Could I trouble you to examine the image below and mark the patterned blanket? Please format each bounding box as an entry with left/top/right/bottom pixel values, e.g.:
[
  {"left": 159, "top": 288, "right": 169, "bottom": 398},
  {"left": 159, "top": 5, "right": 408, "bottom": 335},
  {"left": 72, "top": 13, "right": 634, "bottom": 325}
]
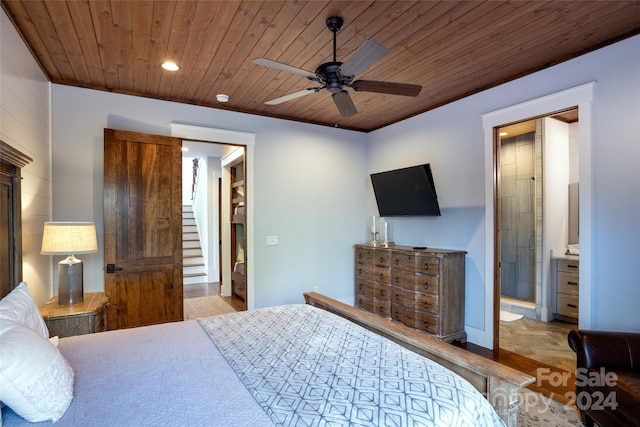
[{"left": 198, "top": 304, "right": 505, "bottom": 427}]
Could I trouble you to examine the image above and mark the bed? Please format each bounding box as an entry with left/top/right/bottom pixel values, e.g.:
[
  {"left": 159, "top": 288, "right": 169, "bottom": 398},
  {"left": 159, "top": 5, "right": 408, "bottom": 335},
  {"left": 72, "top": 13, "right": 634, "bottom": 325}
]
[{"left": 0, "top": 286, "right": 533, "bottom": 427}]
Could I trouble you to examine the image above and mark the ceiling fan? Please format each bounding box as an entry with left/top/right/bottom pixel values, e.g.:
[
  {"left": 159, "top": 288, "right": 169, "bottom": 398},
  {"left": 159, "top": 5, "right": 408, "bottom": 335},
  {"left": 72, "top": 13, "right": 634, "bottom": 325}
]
[{"left": 252, "top": 17, "right": 422, "bottom": 117}]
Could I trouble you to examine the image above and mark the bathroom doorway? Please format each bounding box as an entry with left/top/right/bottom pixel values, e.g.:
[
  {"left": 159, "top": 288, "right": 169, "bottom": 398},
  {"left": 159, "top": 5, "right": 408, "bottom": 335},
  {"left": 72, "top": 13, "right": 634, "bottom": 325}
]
[{"left": 495, "top": 108, "right": 580, "bottom": 369}]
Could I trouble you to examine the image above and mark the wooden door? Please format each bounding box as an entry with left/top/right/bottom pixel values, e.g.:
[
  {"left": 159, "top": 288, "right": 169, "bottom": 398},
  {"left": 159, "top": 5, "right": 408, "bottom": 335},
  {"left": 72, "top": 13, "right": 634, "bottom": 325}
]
[{"left": 103, "top": 129, "right": 183, "bottom": 330}]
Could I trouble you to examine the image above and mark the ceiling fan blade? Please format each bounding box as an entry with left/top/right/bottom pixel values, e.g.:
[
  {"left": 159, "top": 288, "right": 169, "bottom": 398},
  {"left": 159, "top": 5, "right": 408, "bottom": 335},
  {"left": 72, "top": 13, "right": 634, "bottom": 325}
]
[
  {"left": 339, "top": 40, "right": 389, "bottom": 78},
  {"left": 264, "top": 89, "right": 315, "bottom": 105},
  {"left": 351, "top": 79, "right": 422, "bottom": 97},
  {"left": 252, "top": 57, "right": 316, "bottom": 79},
  {"left": 332, "top": 90, "right": 358, "bottom": 117}
]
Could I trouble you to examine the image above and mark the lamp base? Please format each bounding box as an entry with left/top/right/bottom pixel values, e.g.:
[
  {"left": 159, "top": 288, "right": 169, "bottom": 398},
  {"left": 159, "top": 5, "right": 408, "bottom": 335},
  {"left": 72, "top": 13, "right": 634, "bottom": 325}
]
[{"left": 58, "top": 255, "right": 84, "bottom": 305}]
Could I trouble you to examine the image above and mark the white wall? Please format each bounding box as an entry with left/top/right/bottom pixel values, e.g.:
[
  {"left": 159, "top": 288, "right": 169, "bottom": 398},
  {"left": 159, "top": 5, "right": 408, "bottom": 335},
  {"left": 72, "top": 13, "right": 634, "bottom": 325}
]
[
  {"left": 0, "top": 10, "right": 52, "bottom": 305},
  {"left": 50, "top": 85, "right": 369, "bottom": 308},
  {"left": 369, "top": 34, "right": 640, "bottom": 343}
]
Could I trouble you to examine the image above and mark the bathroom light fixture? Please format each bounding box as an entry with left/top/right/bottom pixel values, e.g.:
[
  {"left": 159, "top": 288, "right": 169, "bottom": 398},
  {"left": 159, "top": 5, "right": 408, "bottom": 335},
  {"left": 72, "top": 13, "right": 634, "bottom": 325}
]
[
  {"left": 162, "top": 61, "right": 180, "bottom": 71},
  {"left": 216, "top": 94, "right": 230, "bottom": 103}
]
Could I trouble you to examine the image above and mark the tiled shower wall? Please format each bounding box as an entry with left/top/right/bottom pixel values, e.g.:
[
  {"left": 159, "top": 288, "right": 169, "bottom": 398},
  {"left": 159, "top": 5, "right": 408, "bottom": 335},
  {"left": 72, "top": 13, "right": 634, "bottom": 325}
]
[{"left": 500, "top": 131, "right": 537, "bottom": 303}]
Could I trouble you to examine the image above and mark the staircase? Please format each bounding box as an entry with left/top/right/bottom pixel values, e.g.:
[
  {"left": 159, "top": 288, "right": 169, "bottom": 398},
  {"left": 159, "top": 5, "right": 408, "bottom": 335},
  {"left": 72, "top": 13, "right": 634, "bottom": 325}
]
[{"left": 182, "top": 205, "right": 207, "bottom": 285}]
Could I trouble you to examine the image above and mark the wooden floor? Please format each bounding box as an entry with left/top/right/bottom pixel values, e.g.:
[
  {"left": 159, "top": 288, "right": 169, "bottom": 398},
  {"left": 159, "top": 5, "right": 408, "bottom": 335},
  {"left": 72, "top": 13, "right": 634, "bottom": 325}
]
[
  {"left": 183, "top": 282, "right": 245, "bottom": 311},
  {"left": 456, "top": 316, "right": 579, "bottom": 405},
  {"left": 183, "top": 285, "right": 578, "bottom": 405}
]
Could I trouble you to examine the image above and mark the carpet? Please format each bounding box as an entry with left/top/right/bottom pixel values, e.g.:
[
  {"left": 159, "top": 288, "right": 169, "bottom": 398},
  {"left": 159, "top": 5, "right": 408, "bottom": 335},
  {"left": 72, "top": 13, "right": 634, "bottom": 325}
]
[
  {"left": 518, "top": 388, "right": 584, "bottom": 426},
  {"left": 501, "top": 310, "right": 524, "bottom": 322},
  {"left": 184, "top": 295, "right": 236, "bottom": 320}
]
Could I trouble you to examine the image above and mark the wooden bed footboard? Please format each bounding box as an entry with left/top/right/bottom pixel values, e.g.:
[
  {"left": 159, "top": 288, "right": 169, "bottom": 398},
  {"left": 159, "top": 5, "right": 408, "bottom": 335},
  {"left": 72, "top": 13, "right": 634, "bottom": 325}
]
[{"left": 304, "top": 292, "right": 534, "bottom": 427}]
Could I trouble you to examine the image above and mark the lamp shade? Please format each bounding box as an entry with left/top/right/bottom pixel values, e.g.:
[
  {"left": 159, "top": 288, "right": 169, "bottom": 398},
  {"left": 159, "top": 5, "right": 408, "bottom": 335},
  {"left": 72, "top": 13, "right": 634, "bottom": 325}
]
[{"left": 41, "top": 222, "right": 98, "bottom": 255}]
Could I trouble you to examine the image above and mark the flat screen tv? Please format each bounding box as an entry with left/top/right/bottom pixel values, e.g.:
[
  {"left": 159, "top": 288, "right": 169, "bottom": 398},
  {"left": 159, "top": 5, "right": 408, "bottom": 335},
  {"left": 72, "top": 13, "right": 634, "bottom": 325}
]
[{"left": 370, "top": 164, "right": 441, "bottom": 217}]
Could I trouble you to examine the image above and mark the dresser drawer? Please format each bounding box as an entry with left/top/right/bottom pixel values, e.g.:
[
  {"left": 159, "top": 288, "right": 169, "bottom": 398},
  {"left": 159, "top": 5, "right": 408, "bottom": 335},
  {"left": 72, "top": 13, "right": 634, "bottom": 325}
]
[
  {"left": 355, "top": 263, "right": 373, "bottom": 280},
  {"left": 390, "top": 305, "right": 414, "bottom": 327},
  {"left": 414, "top": 311, "right": 439, "bottom": 335},
  {"left": 392, "top": 252, "right": 440, "bottom": 274},
  {"left": 371, "top": 299, "right": 391, "bottom": 318},
  {"left": 356, "top": 293, "right": 390, "bottom": 318},
  {"left": 558, "top": 272, "right": 579, "bottom": 295},
  {"left": 372, "top": 266, "right": 391, "bottom": 283},
  {"left": 558, "top": 259, "right": 579, "bottom": 273},
  {"left": 357, "top": 280, "right": 390, "bottom": 299},
  {"left": 356, "top": 293, "right": 373, "bottom": 312},
  {"left": 356, "top": 247, "right": 374, "bottom": 263},
  {"left": 392, "top": 270, "right": 439, "bottom": 293},
  {"left": 372, "top": 251, "right": 390, "bottom": 267},
  {"left": 557, "top": 294, "right": 579, "bottom": 318},
  {"left": 392, "top": 289, "right": 439, "bottom": 314}
]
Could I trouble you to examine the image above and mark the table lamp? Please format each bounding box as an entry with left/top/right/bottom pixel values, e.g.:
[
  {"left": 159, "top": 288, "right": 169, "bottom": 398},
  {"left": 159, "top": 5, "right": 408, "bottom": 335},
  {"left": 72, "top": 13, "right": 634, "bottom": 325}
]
[{"left": 41, "top": 222, "right": 98, "bottom": 305}]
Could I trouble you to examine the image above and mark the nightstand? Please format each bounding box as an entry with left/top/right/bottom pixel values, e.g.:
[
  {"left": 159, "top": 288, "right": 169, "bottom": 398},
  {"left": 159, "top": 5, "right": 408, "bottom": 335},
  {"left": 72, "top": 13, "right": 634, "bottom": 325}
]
[{"left": 40, "top": 292, "right": 108, "bottom": 338}]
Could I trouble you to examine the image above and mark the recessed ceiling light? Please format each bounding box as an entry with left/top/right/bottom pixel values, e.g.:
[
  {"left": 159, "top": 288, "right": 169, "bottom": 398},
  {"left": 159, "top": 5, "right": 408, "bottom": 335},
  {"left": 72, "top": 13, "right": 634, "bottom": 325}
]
[
  {"left": 162, "top": 61, "right": 180, "bottom": 71},
  {"left": 181, "top": 147, "right": 189, "bottom": 152},
  {"left": 216, "top": 94, "right": 230, "bottom": 103}
]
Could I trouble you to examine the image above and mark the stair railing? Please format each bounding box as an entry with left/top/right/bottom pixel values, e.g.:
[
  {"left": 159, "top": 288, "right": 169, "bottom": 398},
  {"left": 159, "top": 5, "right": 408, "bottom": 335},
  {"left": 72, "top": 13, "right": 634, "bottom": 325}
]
[{"left": 191, "top": 158, "right": 200, "bottom": 201}]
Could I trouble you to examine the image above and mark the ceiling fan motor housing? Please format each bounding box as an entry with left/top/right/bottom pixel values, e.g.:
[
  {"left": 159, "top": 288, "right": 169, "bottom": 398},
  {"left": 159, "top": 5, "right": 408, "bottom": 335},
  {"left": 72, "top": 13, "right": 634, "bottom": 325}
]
[{"left": 315, "top": 62, "right": 352, "bottom": 93}]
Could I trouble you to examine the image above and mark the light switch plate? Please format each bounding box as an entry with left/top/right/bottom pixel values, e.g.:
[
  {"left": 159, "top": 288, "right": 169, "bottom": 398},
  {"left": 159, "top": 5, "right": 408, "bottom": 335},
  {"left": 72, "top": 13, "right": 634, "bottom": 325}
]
[{"left": 266, "top": 235, "right": 279, "bottom": 246}]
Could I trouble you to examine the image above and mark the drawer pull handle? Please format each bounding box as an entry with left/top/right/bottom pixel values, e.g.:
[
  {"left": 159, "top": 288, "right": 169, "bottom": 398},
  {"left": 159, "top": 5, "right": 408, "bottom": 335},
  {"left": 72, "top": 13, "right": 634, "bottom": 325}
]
[
  {"left": 394, "top": 259, "right": 400, "bottom": 266},
  {"left": 423, "top": 321, "right": 431, "bottom": 328},
  {"left": 358, "top": 268, "right": 363, "bottom": 274},
  {"left": 379, "top": 273, "right": 384, "bottom": 280},
  {"left": 378, "top": 306, "right": 384, "bottom": 313},
  {"left": 423, "top": 283, "right": 429, "bottom": 289},
  {"left": 424, "top": 263, "right": 429, "bottom": 270},
  {"left": 568, "top": 264, "right": 578, "bottom": 269},
  {"left": 568, "top": 281, "right": 578, "bottom": 286},
  {"left": 567, "top": 304, "right": 577, "bottom": 308},
  {"left": 379, "top": 289, "right": 385, "bottom": 296},
  {"left": 423, "top": 302, "right": 430, "bottom": 309},
  {"left": 379, "top": 257, "right": 384, "bottom": 263},
  {"left": 394, "top": 276, "right": 399, "bottom": 283}
]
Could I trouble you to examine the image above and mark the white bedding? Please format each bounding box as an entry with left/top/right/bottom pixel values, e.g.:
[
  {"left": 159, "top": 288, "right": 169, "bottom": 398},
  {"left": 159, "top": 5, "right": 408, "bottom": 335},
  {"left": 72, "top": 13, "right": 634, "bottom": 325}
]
[
  {"left": 1, "top": 320, "right": 272, "bottom": 426},
  {"left": 2, "top": 305, "right": 504, "bottom": 426}
]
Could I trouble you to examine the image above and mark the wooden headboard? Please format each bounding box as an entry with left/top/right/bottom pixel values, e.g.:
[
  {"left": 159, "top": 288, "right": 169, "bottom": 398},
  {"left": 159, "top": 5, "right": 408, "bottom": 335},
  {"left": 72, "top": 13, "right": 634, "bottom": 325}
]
[{"left": 0, "top": 140, "right": 32, "bottom": 299}]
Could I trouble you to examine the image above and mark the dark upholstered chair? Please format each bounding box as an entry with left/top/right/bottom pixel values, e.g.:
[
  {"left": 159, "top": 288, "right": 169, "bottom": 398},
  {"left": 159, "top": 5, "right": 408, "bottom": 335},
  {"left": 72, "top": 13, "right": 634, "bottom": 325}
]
[{"left": 568, "top": 330, "right": 640, "bottom": 427}]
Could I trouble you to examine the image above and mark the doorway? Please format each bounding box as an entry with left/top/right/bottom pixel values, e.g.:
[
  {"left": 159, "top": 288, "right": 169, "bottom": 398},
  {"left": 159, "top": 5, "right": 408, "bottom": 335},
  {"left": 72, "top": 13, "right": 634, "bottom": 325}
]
[
  {"left": 181, "top": 140, "right": 247, "bottom": 311},
  {"left": 494, "top": 109, "right": 579, "bottom": 370}
]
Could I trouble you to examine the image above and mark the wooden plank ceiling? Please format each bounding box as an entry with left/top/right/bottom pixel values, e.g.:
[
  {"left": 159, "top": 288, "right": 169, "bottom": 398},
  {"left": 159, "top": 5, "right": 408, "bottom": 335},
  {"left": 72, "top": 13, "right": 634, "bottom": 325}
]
[{"left": 3, "top": 1, "right": 640, "bottom": 132}]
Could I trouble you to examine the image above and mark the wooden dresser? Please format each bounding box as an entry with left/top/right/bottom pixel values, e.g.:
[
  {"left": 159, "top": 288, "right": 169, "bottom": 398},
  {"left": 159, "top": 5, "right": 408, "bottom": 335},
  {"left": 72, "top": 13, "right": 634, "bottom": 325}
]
[{"left": 355, "top": 244, "right": 467, "bottom": 343}]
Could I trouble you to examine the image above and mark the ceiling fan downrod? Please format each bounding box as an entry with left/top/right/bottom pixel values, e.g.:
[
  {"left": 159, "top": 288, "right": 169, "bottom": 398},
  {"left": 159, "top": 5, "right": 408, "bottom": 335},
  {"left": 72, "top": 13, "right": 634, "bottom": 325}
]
[{"left": 326, "top": 17, "right": 343, "bottom": 63}]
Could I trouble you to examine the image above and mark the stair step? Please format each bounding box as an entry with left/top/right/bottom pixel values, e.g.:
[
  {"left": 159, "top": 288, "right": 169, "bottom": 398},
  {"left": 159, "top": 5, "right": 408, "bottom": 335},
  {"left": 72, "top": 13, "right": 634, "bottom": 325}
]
[
  {"left": 184, "top": 262, "right": 205, "bottom": 268},
  {"left": 184, "top": 272, "right": 207, "bottom": 278},
  {"left": 183, "top": 248, "right": 203, "bottom": 257}
]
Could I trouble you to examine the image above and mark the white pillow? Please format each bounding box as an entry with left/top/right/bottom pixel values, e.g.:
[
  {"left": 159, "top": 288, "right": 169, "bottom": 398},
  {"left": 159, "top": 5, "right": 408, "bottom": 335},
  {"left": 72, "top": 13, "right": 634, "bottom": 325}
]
[
  {"left": 0, "top": 321, "right": 74, "bottom": 422},
  {"left": 0, "top": 282, "right": 49, "bottom": 339}
]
